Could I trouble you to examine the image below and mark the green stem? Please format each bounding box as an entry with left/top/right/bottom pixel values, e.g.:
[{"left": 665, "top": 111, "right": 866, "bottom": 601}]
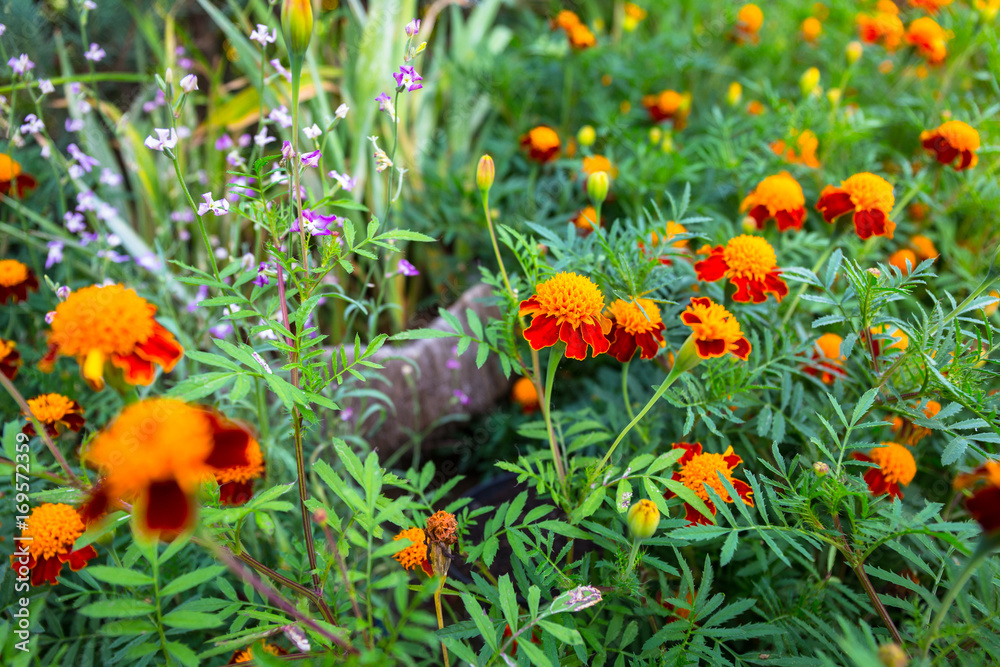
[
  {"left": 626, "top": 538, "right": 642, "bottom": 573},
  {"left": 542, "top": 346, "right": 567, "bottom": 486},
  {"left": 780, "top": 237, "right": 838, "bottom": 328},
  {"left": 170, "top": 153, "right": 220, "bottom": 282},
  {"left": 482, "top": 193, "right": 513, "bottom": 297}
]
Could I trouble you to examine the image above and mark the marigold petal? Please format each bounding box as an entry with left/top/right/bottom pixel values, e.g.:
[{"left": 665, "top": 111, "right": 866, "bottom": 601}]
[
  {"left": 730, "top": 337, "right": 752, "bottom": 360},
  {"left": 694, "top": 248, "right": 728, "bottom": 282},
  {"left": 579, "top": 319, "right": 611, "bottom": 357},
  {"left": 141, "top": 480, "right": 194, "bottom": 537},
  {"left": 608, "top": 327, "right": 638, "bottom": 362},
  {"left": 112, "top": 352, "right": 156, "bottom": 386},
  {"left": 82, "top": 349, "right": 107, "bottom": 390},
  {"left": 523, "top": 313, "right": 561, "bottom": 351},
  {"left": 775, "top": 207, "right": 806, "bottom": 231},
  {"left": 695, "top": 338, "right": 727, "bottom": 359},
  {"left": 561, "top": 321, "right": 589, "bottom": 360},
  {"left": 134, "top": 323, "right": 184, "bottom": 373},
  {"left": 816, "top": 187, "right": 854, "bottom": 222}
]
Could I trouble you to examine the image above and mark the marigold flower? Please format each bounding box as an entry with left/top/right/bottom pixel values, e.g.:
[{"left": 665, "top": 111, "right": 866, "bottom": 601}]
[
  {"left": 573, "top": 205, "right": 601, "bottom": 232},
  {"left": 641, "top": 90, "right": 691, "bottom": 129},
  {"left": 680, "top": 297, "right": 751, "bottom": 361},
  {"left": 741, "top": 172, "right": 807, "bottom": 232},
  {"left": 891, "top": 400, "right": 940, "bottom": 445},
  {"left": 606, "top": 298, "right": 665, "bottom": 362},
  {"left": 846, "top": 40, "right": 864, "bottom": 63},
  {"left": 0, "top": 337, "right": 22, "bottom": 380},
  {"left": 519, "top": 126, "right": 560, "bottom": 163},
  {"left": 626, "top": 499, "right": 660, "bottom": 538},
  {"left": 908, "top": 0, "right": 952, "bottom": 15},
  {"left": 889, "top": 248, "right": 917, "bottom": 275},
  {"left": 976, "top": 0, "right": 1000, "bottom": 21},
  {"left": 393, "top": 526, "right": 431, "bottom": 574},
  {"left": 566, "top": 22, "right": 596, "bottom": 49},
  {"left": 552, "top": 10, "right": 581, "bottom": 32},
  {"left": 853, "top": 442, "right": 916, "bottom": 499},
  {"left": 11, "top": 503, "right": 97, "bottom": 585},
  {"left": 87, "top": 398, "right": 253, "bottom": 538},
  {"left": 816, "top": 172, "right": 896, "bottom": 240},
  {"left": 228, "top": 643, "right": 287, "bottom": 664},
  {"left": 511, "top": 377, "right": 540, "bottom": 413},
  {"left": 877, "top": 0, "right": 901, "bottom": 12},
  {"left": 869, "top": 324, "right": 909, "bottom": 358},
  {"left": 983, "top": 290, "right": 1000, "bottom": 317},
  {"left": 39, "top": 284, "right": 184, "bottom": 390},
  {"left": 746, "top": 100, "right": 765, "bottom": 115},
  {"left": 801, "top": 17, "right": 822, "bottom": 43},
  {"left": 582, "top": 154, "right": 618, "bottom": 179},
  {"left": 0, "top": 153, "right": 38, "bottom": 197},
  {"left": 857, "top": 11, "right": 905, "bottom": 50},
  {"left": 668, "top": 443, "right": 754, "bottom": 525},
  {"left": 426, "top": 510, "right": 458, "bottom": 546},
  {"left": 954, "top": 460, "right": 1000, "bottom": 534},
  {"left": 804, "top": 332, "right": 846, "bottom": 384},
  {"left": 644, "top": 221, "right": 690, "bottom": 260},
  {"left": 215, "top": 437, "right": 265, "bottom": 506},
  {"left": 519, "top": 272, "right": 612, "bottom": 360},
  {"left": 22, "top": 393, "right": 85, "bottom": 438},
  {"left": 623, "top": 3, "right": 647, "bottom": 31},
  {"left": 909, "top": 234, "right": 938, "bottom": 261},
  {"left": 0, "top": 259, "right": 39, "bottom": 304},
  {"left": 727, "top": 82, "right": 743, "bottom": 106},
  {"left": 920, "top": 120, "right": 979, "bottom": 171},
  {"left": 735, "top": 4, "right": 763, "bottom": 43},
  {"left": 694, "top": 235, "right": 788, "bottom": 304},
  {"left": 905, "top": 17, "right": 949, "bottom": 64}
]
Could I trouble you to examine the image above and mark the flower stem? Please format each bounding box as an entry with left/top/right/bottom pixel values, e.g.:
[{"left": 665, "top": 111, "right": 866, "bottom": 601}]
[
  {"left": 434, "top": 576, "right": 450, "bottom": 667},
  {"left": 482, "top": 194, "right": 513, "bottom": 297},
  {"left": 541, "top": 346, "right": 567, "bottom": 486},
  {"left": 626, "top": 538, "right": 642, "bottom": 573}
]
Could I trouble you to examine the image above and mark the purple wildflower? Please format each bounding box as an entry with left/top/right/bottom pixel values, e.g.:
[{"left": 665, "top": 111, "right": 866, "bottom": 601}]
[
  {"left": 398, "top": 259, "right": 419, "bottom": 277},
  {"left": 45, "top": 241, "right": 64, "bottom": 269},
  {"left": 393, "top": 66, "right": 423, "bottom": 92}
]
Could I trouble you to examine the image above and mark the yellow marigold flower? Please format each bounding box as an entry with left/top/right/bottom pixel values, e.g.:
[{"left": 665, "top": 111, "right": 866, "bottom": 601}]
[
  {"left": 909, "top": 0, "right": 952, "bottom": 14},
  {"left": 921, "top": 120, "right": 979, "bottom": 170},
  {"left": 668, "top": 443, "right": 753, "bottom": 525},
  {"left": 846, "top": 40, "right": 864, "bottom": 63},
  {"left": 641, "top": 90, "right": 690, "bottom": 129},
  {"left": 39, "top": 284, "right": 184, "bottom": 390},
  {"left": 393, "top": 527, "right": 430, "bottom": 572},
  {"left": 727, "top": 81, "right": 743, "bottom": 106},
  {"left": 0, "top": 337, "right": 22, "bottom": 380},
  {"left": 573, "top": 205, "right": 601, "bottom": 233},
  {"left": 804, "top": 332, "right": 846, "bottom": 384},
  {"left": 735, "top": 4, "right": 763, "bottom": 43},
  {"left": 87, "top": 398, "right": 254, "bottom": 539},
  {"left": 695, "top": 235, "right": 788, "bottom": 304},
  {"left": 680, "top": 297, "right": 751, "bottom": 361},
  {"left": 0, "top": 259, "right": 39, "bottom": 304},
  {"left": 0, "top": 153, "right": 38, "bottom": 197},
  {"left": 228, "top": 643, "right": 286, "bottom": 664},
  {"left": 623, "top": 3, "right": 647, "bottom": 32},
  {"left": 741, "top": 172, "right": 807, "bottom": 232},
  {"left": 22, "top": 393, "right": 85, "bottom": 438},
  {"left": 801, "top": 17, "right": 822, "bottom": 43},
  {"left": 889, "top": 248, "right": 917, "bottom": 275},
  {"left": 519, "top": 272, "right": 612, "bottom": 360},
  {"left": 582, "top": 154, "right": 618, "bottom": 178},
  {"left": 214, "top": 437, "right": 265, "bottom": 506},
  {"left": 816, "top": 172, "right": 895, "bottom": 240},
  {"left": 511, "top": 377, "right": 540, "bottom": 413},
  {"left": 426, "top": 510, "right": 458, "bottom": 546},
  {"left": 626, "top": 499, "right": 660, "bottom": 538},
  {"left": 905, "top": 17, "right": 949, "bottom": 64},
  {"left": 606, "top": 298, "right": 665, "bottom": 362},
  {"left": 11, "top": 503, "right": 97, "bottom": 586},
  {"left": 520, "top": 126, "right": 560, "bottom": 163},
  {"left": 854, "top": 442, "right": 916, "bottom": 499}
]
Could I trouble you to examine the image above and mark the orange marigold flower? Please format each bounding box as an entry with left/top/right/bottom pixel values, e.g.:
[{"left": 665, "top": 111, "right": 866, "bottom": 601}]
[
  {"left": 215, "top": 437, "right": 265, "bottom": 506},
  {"left": 853, "top": 442, "right": 916, "bottom": 499},
  {"left": 566, "top": 22, "right": 596, "bottom": 49},
  {"left": 905, "top": 17, "right": 949, "bottom": 64},
  {"left": 38, "top": 284, "right": 184, "bottom": 390},
  {"left": 641, "top": 90, "right": 691, "bottom": 129},
  {"left": 680, "top": 297, "right": 752, "bottom": 361},
  {"left": 857, "top": 11, "right": 905, "bottom": 50},
  {"left": 511, "top": 377, "right": 540, "bottom": 413},
  {"left": 804, "top": 332, "right": 846, "bottom": 384},
  {"left": 228, "top": 643, "right": 287, "bottom": 664},
  {"left": 393, "top": 527, "right": 431, "bottom": 574},
  {"left": 802, "top": 17, "right": 822, "bottom": 43},
  {"left": 22, "top": 393, "right": 85, "bottom": 438},
  {"left": 606, "top": 298, "right": 666, "bottom": 362},
  {"left": 11, "top": 503, "right": 97, "bottom": 586},
  {"left": 891, "top": 400, "right": 940, "bottom": 445},
  {"left": 735, "top": 4, "right": 763, "bottom": 43},
  {"left": 0, "top": 259, "right": 39, "bottom": 304},
  {"left": 869, "top": 324, "right": 909, "bottom": 357},
  {"left": 954, "top": 460, "right": 1000, "bottom": 535},
  {"left": 908, "top": 0, "right": 952, "bottom": 15},
  {"left": 519, "top": 272, "right": 612, "bottom": 360},
  {"left": 889, "top": 248, "right": 917, "bottom": 274},
  {"left": 694, "top": 235, "right": 788, "bottom": 304},
  {"left": 746, "top": 100, "right": 765, "bottom": 115},
  {"left": 877, "top": 0, "right": 900, "bottom": 12},
  {"left": 668, "top": 443, "right": 754, "bottom": 525},
  {"left": 741, "top": 172, "right": 807, "bottom": 232},
  {"left": 640, "top": 221, "right": 689, "bottom": 265},
  {"left": 426, "top": 510, "right": 458, "bottom": 545},
  {"left": 624, "top": 3, "right": 647, "bottom": 31},
  {"left": 0, "top": 153, "right": 38, "bottom": 197},
  {"left": 909, "top": 234, "right": 938, "bottom": 261},
  {"left": 0, "top": 337, "right": 22, "bottom": 380},
  {"left": 87, "top": 398, "right": 253, "bottom": 539},
  {"left": 582, "top": 154, "right": 618, "bottom": 179},
  {"left": 816, "top": 172, "right": 896, "bottom": 240},
  {"left": 920, "top": 120, "right": 979, "bottom": 171},
  {"left": 573, "top": 206, "right": 601, "bottom": 233},
  {"left": 552, "top": 10, "right": 582, "bottom": 32},
  {"left": 520, "top": 126, "right": 561, "bottom": 163}
]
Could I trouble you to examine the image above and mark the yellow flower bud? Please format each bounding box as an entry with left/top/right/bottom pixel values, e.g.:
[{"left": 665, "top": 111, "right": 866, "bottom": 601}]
[
  {"left": 587, "top": 171, "right": 610, "bottom": 206},
  {"left": 282, "top": 0, "right": 314, "bottom": 59},
  {"left": 577, "top": 125, "right": 596, "bottom": 147},
  {"left": 626, "top": 499, "right": 660, "bottom": 539},
  {"left": 476, "top": 155, "right": 495, "bottom": 194},
  {"left": 741, "top": 215, "right": 757, "bottom": 234},
  {"left": 648, "top": 126, "right": 663, "bottom": 145},
  {"left": 846, "top": 40, "right": 863, "bottom": 64},
  {"left": 660, "top": 133, "right": 674, "bottom": 153},
  {"left": 727, "top": 81, "right": 743, "bottom": 107},
  {"left": 827, "top": 87, "right": 842, "bottom": 104},
  {"left": 800, "top": 67, "right": 820, "bottom": 96},
  {"left": 877, "top": 643, "right": 908, "bottom": 667},
  {"left": 813, "top": 461, "right": 829, "bottom": 477}
]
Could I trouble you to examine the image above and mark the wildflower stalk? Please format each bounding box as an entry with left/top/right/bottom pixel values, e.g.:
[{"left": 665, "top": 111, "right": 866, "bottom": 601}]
[
  {"left": 480, "top": 185, "right": 513, "bottom": 296},
  {"left": 168, "top": 150, "right": 221, "bottom": 283},
  {"left": 542, "top": 346, "right": 568, "bottom": 486},
  {"left": 434, "top": 576, "right": 450, "bottom": 667}
]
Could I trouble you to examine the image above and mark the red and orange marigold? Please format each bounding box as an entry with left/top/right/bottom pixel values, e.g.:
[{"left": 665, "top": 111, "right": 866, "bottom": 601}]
[
  {"left": 804, "top": 332, "right": 846, "bottom": 384},
  {"left": 816, "top": 172, "right": 896, "bottom": 240},
  {"left": 909, "top": 0, "right": 952, "bottom": 13},
  {"left": 854, "top": 442, "right": 916, "bottom": 499},
  {"left": 921, "top": 120, "right": 979, "bottom": 171},
  {"left": 215, "top": 437, "right": 265, "bottom": 506},
  {"left": 954, "top": 460, "right": 1000, "bottom": 535},
  {"left": 891, "top": 399, "right": 941, "bottom": 446},
  {"left": 905, "top": 17, "right": 949, "bottom": 64},
  {"left": 606, "top": 298, "right": 666, "bottom": 362},
  {"left": 641, "top": 90, "right": 691, "bottom": 129},
  {"left": 511, "top": 377, "right": 540, "bottom": 413},
  {"left": 857, "top": 11, "right": 904, "bottom": 50},
  {"left": 680, "top": 297, "right": 752, "bottom": 361},
  {"left": 519, "top": 272, "right": 612, "bottom": 360},
  {"left": 0, "top": 337, "right": 22, "bottom": 380},
  {"left": 0, "top": 259, "right": 39, "bottom": 304},
  {"left": 668, "top": 442, "right": 754, "bottom": 525},
  {"left": 741, "top": 172, "right": 807, "bottom": 231},
  {"left": 11, "top": 503, "right": 97, "bottom": 585},
  {"left": 39, "top": 284, "right": 184, "bottom": 390},
  {"left": 771, "top": 129, "right": 820, "bottom": 169},
  {"left": 694, "top": 235, "right": 788, "bottom": 304},
  {"left": 520, "top": 126, "right": 561, "bottom": 163},
  {"left": 0, "top": 153, "right": 38, "bottom": 197},
  {"left": 22, "top": 393, "right": 85, "bottom": 438}
]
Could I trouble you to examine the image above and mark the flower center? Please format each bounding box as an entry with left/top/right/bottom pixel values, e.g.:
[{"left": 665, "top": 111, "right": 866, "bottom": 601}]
[
  {"left": 841, "top": 172, "right": 895, "bottom": 212},
  {"left": 48, "top": 284, "right": 157, "bottom": 356},
  {"left": 27, "top": 393, "right": 75, "bottom": 423},
  {"left": 532, "top": 272, "right": 605, "bottom": 328},
  {"left": 723, "top": 235, "right": 777, "bottom": 280},
  {"left": 680, "top": 452, "right": 735, "bottom": 502},
  {"left": 752, "top": 173, "right": 805, "bottom": 213},
  {"left": 608, "top": 298, "right": 663, "bottom": 335},
  {"left": 869, "top": 443, "right": 916, "bottom": 485},
  {"left": 24, "top": 503, "right": 85, "bottom": 560},
  {"left": 0, "top": 259, "right": 29, "bottom": 287},
  {"left": 684, "top": 300, "right": 745, "bottom": 343},
  {"left": 937, "top": 120, "right": 980, "bottom": 152}
]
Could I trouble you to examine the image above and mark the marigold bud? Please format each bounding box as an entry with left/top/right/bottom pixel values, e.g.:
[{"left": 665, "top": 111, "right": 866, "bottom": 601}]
[
  {"left": 800, "top": 67, "right": 820, "bottom": 96},
  {"left": 587, "top": 171, "right": 610, "bottom": 206},
  {"left": 626, "top": 499, "right": 660, "bottom": 539},
  {"left": 877, "top": 643, "right": 908, "bottom": 667},
  {"left": 727, "top": 81, "right": 743, "bottom": 107},
  {"left": 813, "top": 461, "right": 829, "bottom": 477},
  {"left": 846, "top": 41, "right": 862, "bottom": 64},
  {"left": 827, "top": 88, "right": 841, "bottom": 104},
  {"left": 648, "top": 126, "right": 663, "bottom": 145},
  {"left": 741, "top": 216, "right": 757, "bottom": 234},
  {"left": 476, "top": 154, "right": 495, "bottom": 194},
  {"left": 577, "top": 125, "right": 596, "bottom": 147},
  {"left": 282, "top": 0, "right": 314, "bottom": 59},
  {"left": 867, "top": 267, "right": 882, "bottom": 279}
]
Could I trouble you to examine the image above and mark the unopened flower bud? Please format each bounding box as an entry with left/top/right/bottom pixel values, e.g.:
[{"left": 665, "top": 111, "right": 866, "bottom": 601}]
[
  {"left": 587, "top": 170, "right": 610, "bottom": 206},
  {"left": 867, "top": 267, "right": 882, "bottom": 279},
  {"left": 282, "top": 0, "right": 314, "bottom": 59},
  {"left": 813, "top": 461, "right": 829, "bottom": 477},
  {"left": 727, "top": 81, "right": 743, "bottom": 107},
  {"left": 476, "top": 154, "right": 495, "bottom": 194},
  {"left": 846, "top": 40, "right": 863, "bottom": 64},
  {"left": 648, "top": 126, "right": 662, "bottom": 145},
  {"left": 877, "top": 643, "right": 908, "bottom": 667},
  {"left": 56, "top": 285, "right": 71, "bottom": 300},
  {"left": 827, "top": 87, "right": 841, "bottom": 104},
  {"left": 577, "top": 125, "right": 596, "bottom": 147},
  {"left": 179, "top": 74, "right": 198, "bottom": 94},
  {"left": 741, "top": 216, "right": 758, "bottom": 234},
  {"left": 800, "top": 67, "right": 820, "bottom": 96},
  {"left": 626, "top": 499, "right": 660, "bottom": 539}
]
